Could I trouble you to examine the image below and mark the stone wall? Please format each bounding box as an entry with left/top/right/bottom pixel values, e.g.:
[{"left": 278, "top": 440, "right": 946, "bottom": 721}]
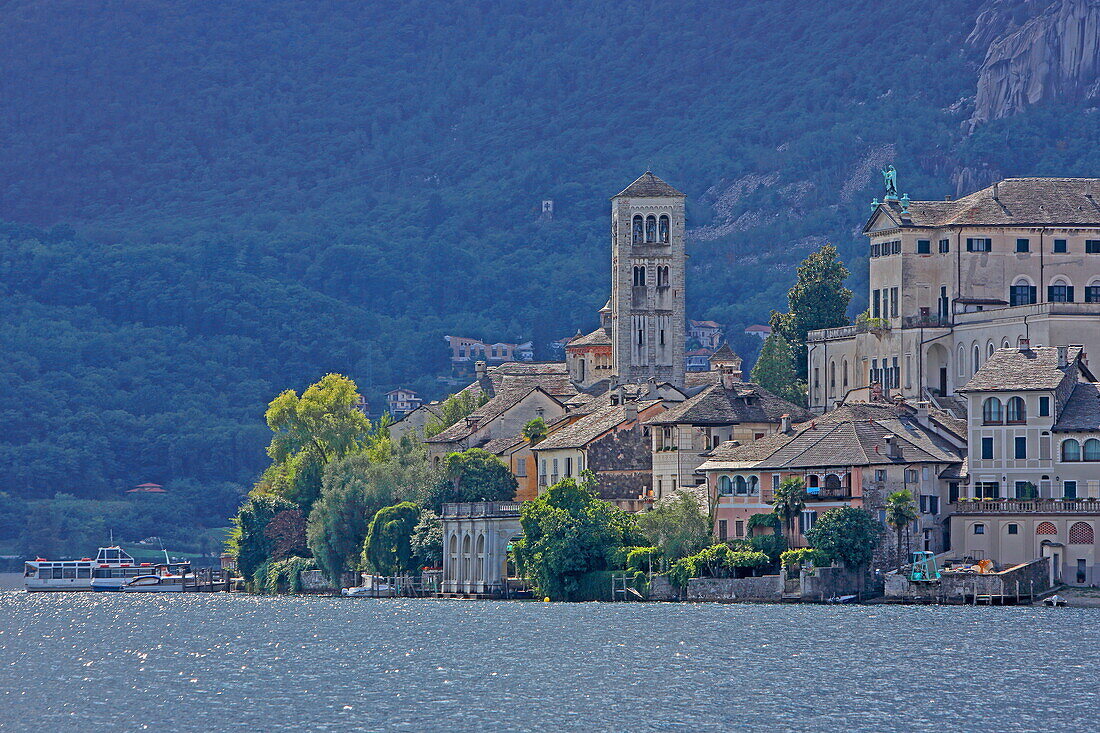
[
  {"left": 885, "top": 557, "right": 1051, "bottom": 601},
  {"left": 297, "top": 570, "right": 357, "bottom": 594},
  {"left": 589, "top": 422, "right": 651, "bottom": 500},
  {"left": 685, "top": 575, "right": 783, "bottom": 602}
]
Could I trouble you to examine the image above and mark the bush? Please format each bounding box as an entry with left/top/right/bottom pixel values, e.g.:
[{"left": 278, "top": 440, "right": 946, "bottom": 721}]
[
  {"left": 626, "top": 546, "right": 663, "bottom": 573},
  {"left": 750, "top": 533, "right": 787, "bottom": 563},
  {"left": 571, "top": 570, "right": 617, "bottom": 601},
  {"left": 780, "top": 548, "right": 830, "bottom": 568},
  {"left": 256, "top": 556, "right": 316, "bottom": 594},
  {"left": 666, "top": 544, "right": 770, "bottom": 587}
]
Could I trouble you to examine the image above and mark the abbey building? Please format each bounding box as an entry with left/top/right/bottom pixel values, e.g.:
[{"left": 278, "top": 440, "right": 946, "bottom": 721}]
[{"left": 807, "top": 177, "right": 1100, "bottom": 414}]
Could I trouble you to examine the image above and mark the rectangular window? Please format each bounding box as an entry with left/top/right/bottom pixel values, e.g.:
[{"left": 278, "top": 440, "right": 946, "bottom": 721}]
[
  {"left": 967, "top": 238, "right": 992, "bottom": 252},
  {"left": 1087, "top": 240, "right": 1100, "bottom": 254},
  {"left": 1039, "top": 396, "right": 1050, "bottom": 416},
  {"left": 564, "top": 457, "right": 572, "bottom": 477},
  {"left": 981, "top": 437, "right": 994, "bottom": 460},
  {"left": 1054, "top": 238, "right": 1068, "bottom": 253},
  {"left": 1007, "top": 523, "right": 1019, "bottom": 535},
  {"left": 1064, "top": 480, "right": 1078, "bottom": 499},
  {"left": 1016, "top": 238, "right": 1030, "bottom": 253},
  {"left": 772, "top": 474, "right": 780, "bottom": 493},
  {"left": 894, "top": 240, "right": 901, "bottom": 254},
  {"left": 938, "top": 238, "right": 950, "bottom": 253},
  {"left": 1015, "top": 481, "right": 1037, "bottom": 499},
  {"left": 1009, "top": 284, "right": 1036, "bottom": 306},
  {"left": 949, "top": 482, "right": 959, "bottom": 504},
  {"left": 735, "top": 520, "right": 745, "bottom": 538},
  {"left": 974, "top": 524, "right": 986, "bottom": 535},
  {"left": 872, "top": 289, "right": 881, "bottom": 318},
  {"left": 1014, "top": 436, "right": 1027, "bottom": 459},
  {"left": 718, "top": 519, "right": 728, "bottom": 541},
  {"left": 919, "top": 495, "right": 928, "bottom": 513},
  {"left": 871, "top": 242, "right": 880, "bottom": 257},
  {"left": 975, "top": 481, "right": 1000, "bottom": 499},
  {"left": 875, "top": 469, "right": 887, "bottom": 482},
  {"left": 905, "top": 469, "right": 918, "bottom": 483},
  {"left": 799, "top": 510, "right": 818, "bottom": 534},
  {"left": 1086, "top": 286, "right": 1100, "bottom": 303},
  {"left": 929, "top": 495, "right": 939, "bottom": 515},
  {"left": 917, "top": 239, "right": 931, "bottom": 254},
  {"left": 890, "top": 287, "right": 899, "bottom": 318},
  {"left": 892, "top": 357, "right": 899, "bottom": 388}
]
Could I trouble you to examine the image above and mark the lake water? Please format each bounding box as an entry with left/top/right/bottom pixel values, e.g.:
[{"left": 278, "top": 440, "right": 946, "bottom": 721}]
[{"left": 0, "top": 591, "right": 1097, "bottom": 732}]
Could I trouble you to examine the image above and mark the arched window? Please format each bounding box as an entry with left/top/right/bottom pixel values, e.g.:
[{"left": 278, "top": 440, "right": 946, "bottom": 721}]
[
  {"left": 1062, "top": 439, "right": 1081, "bottom": 462},
  {"left": 807, "top": 474, "right": 820, "bottom": 488},
  {"left": 1049, "top": 277, "right": 1073, "bottom": 303},
  {"left": 1069, "top": 522, "right": 1094, "bottom": 544},
  {"left": 824, "top": 474, "right": 842, "bottom": 490},
  {"left": 972, "top": 344, "right": 981, "bottom": 373},
  {"left": 1087, "top": 278, "right": 1100, "bottom": 303},
  {"left": 734, "top": 475, "right": 748, "bottom": 495},
  {"left": 645, "top": 215, "right": 657, "bottom": 243},
  {"left": 1010, "top": 277, "right": 1036, "bottom": 306},
  {"left": 718, "top": 475, "right": 732, "bottom": 495},
  {"left": 1085, "top": 438, "right": 1100, "bottom": 461},
  {"left": 475, "top": 535, "right": 486, "bottom": 583},
  {"left": 633, "top": 266, "right": 646, "bottom": 286},
  {"left": 1006, "top": 396, "right": 1026, "bottom": 424},
  {"left": 1002, "top": 339, "right": 1011, "bottom": 348},
  {"left": 843, "top": 360, "right": 849, "bottom": 387},
  {"left": 829, "top": 362, "right": 836, "bottom": 390},
  {"left": 658, "top": 215, "right": 670, "bottom": 243},
  {"left": 957, "top": 344, "right": 966, "bottom": 376},
  {"left": 749, "top": 476, "right": 760, "bottom": 494},
  {"left": 632, "top": 215, "right": 643, "bottom": 244},
  {"left": 987, "top": 341, "right": 995, "bottom": 358},
  {"left": 656, "top": 266, "right": 669, "bottom": 287},
  {"left": 1036, "top": 521, "right": 1057, "bottom": 535},
  {"left": 982, "top": 397, "right": 1003, "bottom": 424}
]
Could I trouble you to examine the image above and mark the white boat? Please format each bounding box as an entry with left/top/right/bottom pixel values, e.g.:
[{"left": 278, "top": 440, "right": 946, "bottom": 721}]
[
  {"left": 24, "top": 547, "right": 138, "bottom": 592},
  {"left": 121, "top": 562, "right": 193, "bottom": 593}
]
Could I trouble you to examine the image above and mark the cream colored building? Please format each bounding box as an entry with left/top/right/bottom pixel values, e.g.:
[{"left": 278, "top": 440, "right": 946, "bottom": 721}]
[
  {"left": 807, "top": 177, "right": 1100, "bottom": 413},
  {"left": 953, "top": 344, "right": 1100, "bottom": 585}
]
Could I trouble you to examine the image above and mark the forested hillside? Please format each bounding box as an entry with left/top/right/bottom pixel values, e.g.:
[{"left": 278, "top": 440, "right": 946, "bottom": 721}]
[{"left": 3, "top": 0, "right": 1099, "bottom": 552}]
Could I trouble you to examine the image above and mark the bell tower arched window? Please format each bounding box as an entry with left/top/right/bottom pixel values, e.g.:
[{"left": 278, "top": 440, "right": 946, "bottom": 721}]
[
  {"left": 633, "top": 266, "right": 646, "bottom": 287},
  {"left": 658, "top": 215, "right": 670, "bottom": 243},
  {"left": 656, "top": 266, "right": 669, "bottom": 287},
  {"left": 632, "top": 215, "right": 643, "bottom": 244},
  {"left": 645, "top": 215, "right": 657, "bottom": 243}
]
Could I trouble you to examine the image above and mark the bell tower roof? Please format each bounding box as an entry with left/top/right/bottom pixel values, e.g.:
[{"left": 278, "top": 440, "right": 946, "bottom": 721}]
[{"left": 614, "top": 171, "right": 685, "bottom": 199}]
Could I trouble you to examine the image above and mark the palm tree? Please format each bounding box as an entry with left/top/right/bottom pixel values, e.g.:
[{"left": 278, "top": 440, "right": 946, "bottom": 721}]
[
  {"left": 770, "top": 477, "right": 807, "bottom": 546},
  {"left": 885, "top": 490, "right": 918, "bottom": 569}
]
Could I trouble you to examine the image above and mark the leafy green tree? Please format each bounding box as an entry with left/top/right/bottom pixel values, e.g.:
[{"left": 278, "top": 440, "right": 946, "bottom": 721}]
[
  {"left": 636, "top": 491, "right": 711, "bottom": 561},
  {"left": 410, "top": 509, "right": 444, "bottom": 569},
  {"left": 362, "top": 502, "right": 421, "bottom": 576},
  {"left": 805, "top": 506, "right": 880, "bottom": 571},
  {"left": 770, "top": 244, "right": 852, "bottom": 378},
  {"left": 430, "top": 448, "right": 517, "bottom": 508},
  {"left": 521, "top": 417, "right": 549, "bottom": 444},
  {"left": 885, "top": 490, "right": 918, "bottom": 568},
  {"left": 770, "top": 477, "right": 807, "bottom": 543},
  {"left": 263, "top": 508, "right": 309, "bottom": 561},
  {"left": 424, "top": 390, "right": 490, "bottom": 438},
  {"left": 750, "top": 333, "right": 805, "bottom": 406},
  {"left": 228, "top": 494, "right": 297, "bottom": 582},
  {"left": 512, "top": 473, "right": 637, "bottom": 601}
]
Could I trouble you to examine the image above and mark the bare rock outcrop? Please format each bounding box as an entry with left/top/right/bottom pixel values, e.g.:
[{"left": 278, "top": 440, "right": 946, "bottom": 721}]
[{"left": 968, "top": 0, "right": 1100, "bottom": 130}]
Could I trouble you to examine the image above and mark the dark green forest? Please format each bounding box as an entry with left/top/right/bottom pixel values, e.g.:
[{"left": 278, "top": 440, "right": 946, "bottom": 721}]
[{"left": 3, "top": 0, "right": 1099, "bottom": 555}]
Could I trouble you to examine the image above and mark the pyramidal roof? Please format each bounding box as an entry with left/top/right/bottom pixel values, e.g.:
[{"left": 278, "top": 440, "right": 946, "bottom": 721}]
[
  {"left": 614, "top": 171, "right": 685, "bottom": 199},
  {"left": 709, "top": 342, "right": 740, "bottom": 364}
]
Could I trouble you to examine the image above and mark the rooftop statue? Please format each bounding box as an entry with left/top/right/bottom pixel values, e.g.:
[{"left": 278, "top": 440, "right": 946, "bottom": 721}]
[{"left": 881, "top": 164, "right": 898, "bottom": 200}]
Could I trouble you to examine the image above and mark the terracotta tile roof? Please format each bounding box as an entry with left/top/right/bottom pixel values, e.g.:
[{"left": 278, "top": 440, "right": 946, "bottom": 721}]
[
  {"left": 709, "top": 343, "right": 740, "bottom": 363},
  {"left": 534, "top": 400, "right": 662, "bottom": 450},
  {"left": 959, "top": 346, "right": 1083, "bottom": 393},
  {"left": 1054, "top": 383, "right": 1100, "bottom": 431},
  {"left": 614, "top": 171, "right": 685, "bottom": 199},
  {"left": 699, "top": 403, "right": 962, "bottom": 471},
  {"left": 646, "top": 382, "right": 811, "bottom": 426},
  {"left": 867, "top": 178, "right": 1100, "bottom": 231},
  {"left": 690, "top": 320, "right": 723, "bottom": 329},
  {"left": 567, "top": 327, "right": 612, "bottom": 348}
]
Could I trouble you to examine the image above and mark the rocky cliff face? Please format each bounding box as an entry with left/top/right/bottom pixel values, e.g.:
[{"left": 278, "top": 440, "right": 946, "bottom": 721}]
[{"left": 968, "top": 0, "right": 1100, "bottom": 129}]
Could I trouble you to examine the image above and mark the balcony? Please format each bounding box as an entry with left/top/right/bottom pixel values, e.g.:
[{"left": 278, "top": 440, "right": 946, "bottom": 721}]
[
  {"left": 953, "top": 499, "right": 1100, "bottom": 514},
  {"left": 901, "top": 313, "right": 951, "bottom": 329},
  {"left": 805, "top": 487, "right": 853, "bottom": 501},
  {"left": 441, "top": 501, "right": 523, "bottom": 518}
]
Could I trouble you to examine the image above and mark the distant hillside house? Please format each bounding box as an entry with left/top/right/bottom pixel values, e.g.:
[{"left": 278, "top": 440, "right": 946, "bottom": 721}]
[
  {"left": 689, "top": 320, "right": 724, "bottom": 349},
  {"left": 744, "top": 324, "right": 771, "bottom": 339},
  {"left": 445, "top": 336, "right": 532, "bottom": 364},
  {"left": 684, "top": 348, "right": 713, "bottom": 372},
  {"left": 127, "top": 482, "right": 166, "bottom": 494},
  {"left": 385, "top": 388, "right": 422, "bottom": 418}
]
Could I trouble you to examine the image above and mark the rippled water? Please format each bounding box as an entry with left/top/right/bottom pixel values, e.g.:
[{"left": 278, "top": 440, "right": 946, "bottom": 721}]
[{"left": 0, "top": 591, "right": 1097, "bottom": 732}]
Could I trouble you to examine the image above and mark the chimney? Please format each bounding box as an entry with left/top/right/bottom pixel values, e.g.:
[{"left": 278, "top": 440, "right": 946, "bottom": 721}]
[
  {"left": 475, "top": 360, "right": 487, "bottom": 380},
  {"left": 780, "top": 414, "right": 792, "bottom": 434},
  {"left": 1018, "top": 337, "right": 1030, "bottom": 352},
  {"left": 884, "top": 434, "right": 901, "bottom": 459},
  {"left": 944, "top": 194, "right": 952, "bottom": 201},
  {"left": 623, "top": 400, "right": 638, "bottom": 423},
  {"left": 1058, "top": 346, "right": 1069, "bottom": 368},
  {"left": 992, "top": 181, "right": 999, "bottom": 199},
  {"left": 720, "top": 365, "right": 738, "bottom": 390},
  {"left": 610, "top": 392, "right": 620, "bottom": 406},
  {"left": 913, "top": 402, "right": 931, "bottom": 428}
]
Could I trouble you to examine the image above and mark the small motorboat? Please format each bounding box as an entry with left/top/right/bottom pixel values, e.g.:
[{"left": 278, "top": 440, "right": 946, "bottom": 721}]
[
  {"left": 121, "top": 562, "right": 192, "bottom": 593},
  {"left": 342, "top": 576, "right": 396, "bottom": 597},
  {"left": 1043, "top": 594, "right": 1068, "bottom": 607}
]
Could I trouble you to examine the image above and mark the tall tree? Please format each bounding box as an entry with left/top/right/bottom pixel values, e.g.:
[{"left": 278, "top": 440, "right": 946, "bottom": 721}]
[
  {"left": 228, "top": 494, "right": 297, "bottom": 582},
  {"left": 750, "top": 333, "right": 805, "bottom": 406},
  {"left": 885, "top": 490, "right": 918, "bottom": 569},
  {"left": 362, "top": 502, "right": 421, "bottom": 576},
  {"left": 805, "top": 506, "right": 880, "bottom": 571},
  {"left": 421, "top": 448, "right": 517, "bottom": 510},
  {"left": 770, "top": 477, "right": 808, "bottom": 545},
  {"left": 770, "top": 244, "right": 852, "bottom": 378}
]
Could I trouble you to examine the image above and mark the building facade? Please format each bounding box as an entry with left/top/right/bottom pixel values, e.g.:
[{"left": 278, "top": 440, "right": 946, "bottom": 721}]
[{"left": 807, "top": 177, "right": 1100, "bottom": 413}]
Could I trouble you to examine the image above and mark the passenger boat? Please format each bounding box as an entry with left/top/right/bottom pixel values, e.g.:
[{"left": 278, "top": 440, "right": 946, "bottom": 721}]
[
  {"left": 24, "top": 546, "right": 139, "bottom": 592},
  {"left": 120, "top": 562, "right": 193, "bottom": 593}
]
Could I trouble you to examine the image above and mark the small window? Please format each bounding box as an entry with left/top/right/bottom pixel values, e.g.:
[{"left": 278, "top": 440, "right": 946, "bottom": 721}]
[
  {"left": 1016, "top": 238, "right": 1030, "bottom": 253},
  {"left": 967, "top": 238, "right": 992, "bottom": 252},
  {"left": 1014, "top": 436, "right": 1027, "bottom": 460},
  {"left": 632, "top": 215, "right": 643, "bottom": 244},
  {"left": 1048, "top": 283, "right": 1074, "bottom": 302},
  {"left": 1009, "top": 283, "right": 1036, "bottom": 306},
  {"left": 938, "top": 238, "right": 950, "bottom": 253},
  {"left": 1063, "top": 439, "right": 1082, "bottom": 462},
  {"left": 917, "top": 239, "right": 931, "bottom": 254},
  {"left": 1039, "top": 396, "right": 1050, "bottom": 416},
  {"left": 658, "top": 215, "right": 670, "bottom": 243},
  {"left": 981, "top": 437, "right": 994, "bottom": 460},
  {"left": 1087, "top": 240, "right": 1100, "bottom": 254},
  {"left": 718, "top": 519, "right": 728, "bottom": 541},
  {"left": 1086, "top": 285, "right": 1100, "bottom": 303},
  {"left": 874, "top": 469, "right": 887, "bottom": 482},
  {"left": 735, "top": 520, "right": 745, "bottom": 538},
  {"left": 645, "top": 215, "right": 657, "bottom": 243},
  {"left": 1054, "top": 238, "right": 1068, "bottom": 253},
  {"left": 1006, "top": 396, "right": 1026, "bottom": 424},
  {"left": 973, "top": 524, "right": 986, "bottom": 535},
  {"left": 1064, "top": 480, "right": 1078, "bottom": 499},
  {"left": 1007, "top": 523, "right": 1019, "bottom": 535}
]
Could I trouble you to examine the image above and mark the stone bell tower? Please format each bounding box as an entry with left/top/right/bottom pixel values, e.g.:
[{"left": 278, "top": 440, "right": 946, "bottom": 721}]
[{"left": 610, "top": 171, "right": 686, "bottom": 387}]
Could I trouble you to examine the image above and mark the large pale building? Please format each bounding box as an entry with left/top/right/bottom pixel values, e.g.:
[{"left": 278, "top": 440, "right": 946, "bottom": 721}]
[{"left": 807, "top": 177, "right": 1100, "bottom": 413}]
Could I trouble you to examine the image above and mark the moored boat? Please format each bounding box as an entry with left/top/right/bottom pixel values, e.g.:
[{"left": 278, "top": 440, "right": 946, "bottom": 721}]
[
  {"left": 24, "top": 546, "right": 138, "bottom": 592},
  {"left": 120, "top": 562, "right": 193, "bottom": 593}
]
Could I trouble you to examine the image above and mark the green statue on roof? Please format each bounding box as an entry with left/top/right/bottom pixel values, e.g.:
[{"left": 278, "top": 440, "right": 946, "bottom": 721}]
[{"left": 881, "top": 165, "right": 898, "bottom": 200}]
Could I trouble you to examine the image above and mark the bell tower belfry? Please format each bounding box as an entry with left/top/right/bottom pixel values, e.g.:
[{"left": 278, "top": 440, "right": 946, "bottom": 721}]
[{"left": 610, "top": 171, "right": 686, "bottom": 387}]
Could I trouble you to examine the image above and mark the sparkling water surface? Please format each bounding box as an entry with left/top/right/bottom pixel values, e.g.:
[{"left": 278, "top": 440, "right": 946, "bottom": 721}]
[{"left": 0, "top": 590, "right": 1096, "bottom": 732}]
